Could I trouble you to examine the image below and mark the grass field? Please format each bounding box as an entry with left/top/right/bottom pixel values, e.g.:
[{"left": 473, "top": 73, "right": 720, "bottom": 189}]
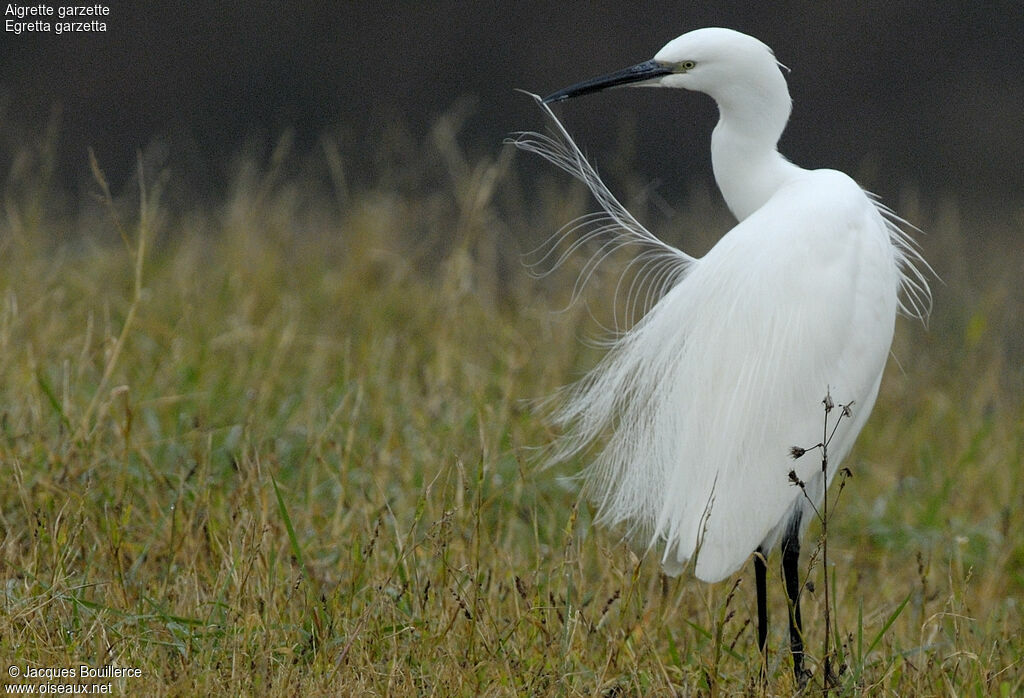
[{"left": 0, "top": 128, "right": 1021, "bottom": 696}]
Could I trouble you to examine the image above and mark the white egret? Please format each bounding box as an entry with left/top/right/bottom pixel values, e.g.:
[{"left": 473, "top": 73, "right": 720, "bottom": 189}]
[{"left": 514, "top": 27, "right": 931, "bottom": 681}]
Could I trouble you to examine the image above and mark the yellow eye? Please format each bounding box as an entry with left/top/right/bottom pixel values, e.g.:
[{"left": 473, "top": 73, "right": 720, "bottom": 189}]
[{"left": 680, "top": 60, "right": 696, "bottom": 71}]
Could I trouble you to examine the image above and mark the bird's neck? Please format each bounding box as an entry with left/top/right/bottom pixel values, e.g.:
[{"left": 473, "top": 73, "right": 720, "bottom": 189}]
[{"left": 710, "top": 91, "right": 801, "bottom": 221}]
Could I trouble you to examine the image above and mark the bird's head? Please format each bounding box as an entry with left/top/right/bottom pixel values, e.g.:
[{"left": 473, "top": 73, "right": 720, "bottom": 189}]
[{"left": 543, "top": 27, "right": 788, "bottom": 109}]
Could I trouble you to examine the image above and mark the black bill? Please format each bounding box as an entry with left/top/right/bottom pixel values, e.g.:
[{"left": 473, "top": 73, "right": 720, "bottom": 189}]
[{"left": 542, "top": 59, "right": 673, "bottom": 104}]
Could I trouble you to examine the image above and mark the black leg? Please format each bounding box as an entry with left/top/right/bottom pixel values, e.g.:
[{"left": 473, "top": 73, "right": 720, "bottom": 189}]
[
  {"left": 754, "top": 547, "right": 768, "bottom": 656},
  {"left": 754, "top": 547, "right": 769, "bottom": 678},
  {"left": 781, "top": 516, "right": 808, "bottom": 685}
]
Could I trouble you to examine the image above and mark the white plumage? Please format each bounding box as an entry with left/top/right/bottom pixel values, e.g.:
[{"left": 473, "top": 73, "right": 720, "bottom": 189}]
[{"left": 514, "top": 28, "right": 931, "bottom": 591}]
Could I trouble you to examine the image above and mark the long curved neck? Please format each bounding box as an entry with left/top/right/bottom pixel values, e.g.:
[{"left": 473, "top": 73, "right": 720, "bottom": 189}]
[{"left": 710, "top": 82, "right": 802, "bottom": 221}]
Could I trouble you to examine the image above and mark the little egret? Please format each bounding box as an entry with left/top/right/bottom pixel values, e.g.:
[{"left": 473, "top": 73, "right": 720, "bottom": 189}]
[{"left": 514, "top": 27, "right": 931, "bottom": 681}]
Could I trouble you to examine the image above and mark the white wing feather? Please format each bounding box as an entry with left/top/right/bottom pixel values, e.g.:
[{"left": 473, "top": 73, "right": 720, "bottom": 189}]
[{"left": 509, "top": 94, "right": 695, "bottom": 327}]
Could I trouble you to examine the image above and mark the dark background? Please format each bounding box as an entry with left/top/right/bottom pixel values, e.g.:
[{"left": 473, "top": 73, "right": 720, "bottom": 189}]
[{"left": 2, "top": 1, "right": 1022, "bottom": 210}]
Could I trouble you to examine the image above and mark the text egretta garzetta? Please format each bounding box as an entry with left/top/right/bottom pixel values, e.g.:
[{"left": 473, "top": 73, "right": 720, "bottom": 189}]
[{"left": 514, "top": 27, "right": 931, "bottom": 682}]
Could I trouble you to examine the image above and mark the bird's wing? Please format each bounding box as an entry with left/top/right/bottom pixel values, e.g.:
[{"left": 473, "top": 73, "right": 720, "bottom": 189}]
[
  {"left": 509, "top": 94, "right": 696, "bottom": 328},
  {"left": 551, "top": 171, "right": 902, "bottom": 583}
]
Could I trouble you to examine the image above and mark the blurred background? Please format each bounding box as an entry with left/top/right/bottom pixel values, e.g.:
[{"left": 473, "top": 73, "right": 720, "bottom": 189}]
[{"left": 2, "top": 0, "right": 1022, "bottom": 213}]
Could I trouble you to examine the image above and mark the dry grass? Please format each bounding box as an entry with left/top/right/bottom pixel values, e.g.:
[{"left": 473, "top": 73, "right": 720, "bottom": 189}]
[{"left": 0, "top": 125, "right": 1021, "bottom": 696}]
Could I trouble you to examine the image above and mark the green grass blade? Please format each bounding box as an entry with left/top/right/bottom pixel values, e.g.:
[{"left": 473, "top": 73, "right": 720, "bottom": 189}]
[
  {"left": 35, "top": 369, "right": 71, "bottom": 430},
  {"left": 866, "top": 592, "right": 911, "bottom": 657},
  {"left": 270, "top": 470, "right": 307, "bottom": 577}
]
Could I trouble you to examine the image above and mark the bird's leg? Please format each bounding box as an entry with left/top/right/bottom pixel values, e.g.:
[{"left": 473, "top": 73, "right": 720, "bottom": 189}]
[
  {"left": 754, "top": 547, "right": 769, "bottom": 678},
  {"left": 754, "top": 548, "right": 768, "bottom": 652},
  {"left": 781, "top": 522, "right": 809, "bottom": 686}
]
